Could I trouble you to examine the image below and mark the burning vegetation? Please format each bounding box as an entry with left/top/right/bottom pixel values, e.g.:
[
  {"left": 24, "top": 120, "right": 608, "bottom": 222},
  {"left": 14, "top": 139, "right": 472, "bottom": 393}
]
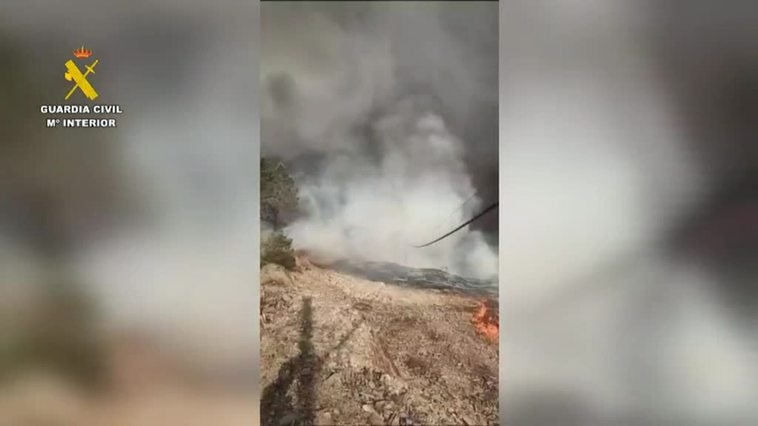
[{"left": 472, "top": 299, "right": 499, "bottom": 342}]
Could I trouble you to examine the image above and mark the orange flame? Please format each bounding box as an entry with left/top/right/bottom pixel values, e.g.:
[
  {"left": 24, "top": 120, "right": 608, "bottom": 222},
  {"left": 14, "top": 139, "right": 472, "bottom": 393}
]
[
  {"left": 472, "top": 299, "right": 499, "bottom": 342},
  {"left": 73, "top": 45, "right": 93, "bottom": 59}
]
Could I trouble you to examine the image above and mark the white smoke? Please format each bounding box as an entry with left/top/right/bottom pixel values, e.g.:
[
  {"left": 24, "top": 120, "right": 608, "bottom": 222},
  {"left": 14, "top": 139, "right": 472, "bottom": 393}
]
[{"left": 261, "top": 2, "right": 498, "bottom": 280}]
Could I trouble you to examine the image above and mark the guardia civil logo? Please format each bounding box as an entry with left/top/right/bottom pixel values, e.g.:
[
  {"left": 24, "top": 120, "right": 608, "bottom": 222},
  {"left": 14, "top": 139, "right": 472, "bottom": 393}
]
[
  {"left": 65, "top": 46, "right": 99, "bottom": 100},
  {"left": 40, "top": 45, "right": 123, "bottom": 129}
]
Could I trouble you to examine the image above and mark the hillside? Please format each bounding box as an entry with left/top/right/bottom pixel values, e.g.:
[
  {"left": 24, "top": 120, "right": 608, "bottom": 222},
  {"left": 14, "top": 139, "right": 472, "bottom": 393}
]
[{"left": 260, "top": 256, "right": 499, "bottom": 426}]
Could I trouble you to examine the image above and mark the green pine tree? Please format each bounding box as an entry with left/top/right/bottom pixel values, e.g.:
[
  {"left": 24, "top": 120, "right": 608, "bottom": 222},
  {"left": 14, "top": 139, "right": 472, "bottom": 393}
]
[{"left": 260, "top": 157, "right": 299, "bottom": 229}]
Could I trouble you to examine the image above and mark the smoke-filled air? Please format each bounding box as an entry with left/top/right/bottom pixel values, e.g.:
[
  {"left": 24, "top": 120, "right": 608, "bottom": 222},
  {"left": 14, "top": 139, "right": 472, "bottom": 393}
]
[{"left": 261, "top": 2, "right": 499, "bottom": 280}]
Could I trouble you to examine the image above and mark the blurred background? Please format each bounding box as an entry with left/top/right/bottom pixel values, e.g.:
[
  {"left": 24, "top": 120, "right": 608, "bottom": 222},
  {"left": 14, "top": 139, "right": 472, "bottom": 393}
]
[
  {"left": 501, "top": 1, "right": 756, "bottom": 425},
  {"left": 2, "top": 0, "right": 756, "bottom": 425},
  {"left": 0, "top": 1, "right": 259, "bottom": 424}
]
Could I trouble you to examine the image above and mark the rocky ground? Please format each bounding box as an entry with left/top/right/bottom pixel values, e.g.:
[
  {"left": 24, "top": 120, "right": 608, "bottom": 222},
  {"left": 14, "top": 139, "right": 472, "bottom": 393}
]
[{"left": 260, "top": 256, "right": 499, "bottom": 426}]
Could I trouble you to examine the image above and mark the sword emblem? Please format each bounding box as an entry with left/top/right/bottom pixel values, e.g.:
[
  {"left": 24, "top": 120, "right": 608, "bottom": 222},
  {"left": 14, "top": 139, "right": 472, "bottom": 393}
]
[{"left": 65, "top": 59, "right": 99, "bottom": 101}]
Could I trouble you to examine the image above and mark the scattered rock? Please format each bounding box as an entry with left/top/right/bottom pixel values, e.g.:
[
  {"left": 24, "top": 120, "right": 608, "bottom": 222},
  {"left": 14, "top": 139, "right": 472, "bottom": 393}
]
[
  {"left": 277, "top": 412, "right": 297, "bottom": 426},
  {"left": 369, "top": 412, "right": 385, "bottom": 425},
  {"left": 400, "top": 416, "right": 414, "bottom": 426},
  {"left": 321, "top": 373, "right": 339, "bottom": 388},
  {"left": 389, "top": 414, "right": 401, "bottom": 426},
  {"left": 315, "top": 411, "right": 333, "bottom": 425}
]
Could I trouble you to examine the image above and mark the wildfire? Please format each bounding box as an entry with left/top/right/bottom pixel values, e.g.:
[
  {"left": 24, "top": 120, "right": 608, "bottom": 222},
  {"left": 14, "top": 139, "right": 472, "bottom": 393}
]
[{"left": 472, "top": 299, "right": 499, "bottom": 342}]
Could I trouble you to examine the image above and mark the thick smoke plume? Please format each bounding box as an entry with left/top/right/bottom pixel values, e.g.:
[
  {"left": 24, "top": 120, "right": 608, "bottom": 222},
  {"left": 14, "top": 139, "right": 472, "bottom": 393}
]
[{"left": 262, "top": 2, "right": 499, "bottom": 280}]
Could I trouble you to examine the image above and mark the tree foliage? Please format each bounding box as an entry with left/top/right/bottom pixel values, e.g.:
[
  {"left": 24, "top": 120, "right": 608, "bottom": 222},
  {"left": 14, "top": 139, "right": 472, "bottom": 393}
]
[
  {"left": 261, "top": 231, "right": 297, "bottom": 270},
  {"left": 260, "top": 157, "right": 299, "bottom": 229}
]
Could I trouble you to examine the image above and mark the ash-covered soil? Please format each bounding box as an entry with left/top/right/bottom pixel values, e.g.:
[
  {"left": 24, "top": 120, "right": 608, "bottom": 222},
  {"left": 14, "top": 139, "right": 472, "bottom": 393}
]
[
  {"left": 260, "top": 258, "right": 499, "bottom": 426},
  {"left": 328, "top": 260, "right": 498, "bottom": 299}
]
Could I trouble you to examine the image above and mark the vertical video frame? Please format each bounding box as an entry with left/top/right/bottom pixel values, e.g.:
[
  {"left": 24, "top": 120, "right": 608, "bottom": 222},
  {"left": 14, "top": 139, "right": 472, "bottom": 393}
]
[{"left": 260, "top": 1, "right": 500, "bottom": 425}]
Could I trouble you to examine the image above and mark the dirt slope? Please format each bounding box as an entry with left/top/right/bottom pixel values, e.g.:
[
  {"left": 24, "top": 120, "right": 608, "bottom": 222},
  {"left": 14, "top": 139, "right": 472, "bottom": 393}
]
[{"left": 260, "top": 258, "right": 499, "bottom": 426}]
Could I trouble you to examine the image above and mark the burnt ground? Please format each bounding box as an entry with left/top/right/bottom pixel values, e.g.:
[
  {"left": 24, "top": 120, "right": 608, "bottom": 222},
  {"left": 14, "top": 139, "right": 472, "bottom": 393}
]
[{"left": 260, "top": 259, "right": 499, "bottom": 426}]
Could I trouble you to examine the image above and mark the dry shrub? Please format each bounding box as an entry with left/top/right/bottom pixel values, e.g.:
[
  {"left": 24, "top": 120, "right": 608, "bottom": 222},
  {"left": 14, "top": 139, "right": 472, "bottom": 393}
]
[{"left": 261, "top": 232, "right": 296, "bottom": 270}]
